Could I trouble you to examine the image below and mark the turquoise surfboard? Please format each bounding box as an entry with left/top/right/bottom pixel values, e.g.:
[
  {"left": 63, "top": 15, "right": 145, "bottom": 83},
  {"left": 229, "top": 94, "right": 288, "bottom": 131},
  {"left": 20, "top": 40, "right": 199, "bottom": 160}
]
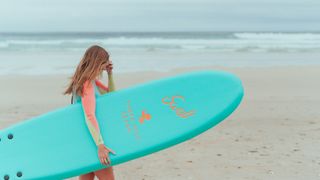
[{"left": 0, "top": 70, "right": 244, "bottom": 180}]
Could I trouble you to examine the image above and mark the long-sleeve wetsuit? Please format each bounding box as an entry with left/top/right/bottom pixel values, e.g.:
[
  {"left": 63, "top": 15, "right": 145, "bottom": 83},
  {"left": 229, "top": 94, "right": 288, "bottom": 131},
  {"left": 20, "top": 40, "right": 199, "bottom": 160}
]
[{"left": 81, "top": 73, "right": 116, "bottom": 146}]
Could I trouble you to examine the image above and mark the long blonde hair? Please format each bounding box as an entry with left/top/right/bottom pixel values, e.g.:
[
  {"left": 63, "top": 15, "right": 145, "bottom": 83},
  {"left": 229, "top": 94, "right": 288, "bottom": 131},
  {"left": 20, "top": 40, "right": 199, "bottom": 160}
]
[{"left": 63, "top": 45, "right": 110, "bottom": 97}]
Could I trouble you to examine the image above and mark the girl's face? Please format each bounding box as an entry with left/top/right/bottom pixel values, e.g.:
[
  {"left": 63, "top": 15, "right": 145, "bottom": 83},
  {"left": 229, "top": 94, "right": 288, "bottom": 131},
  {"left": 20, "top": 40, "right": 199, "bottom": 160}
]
[
  {"left": 101, "top": 59, "right": 111, "bottom": 70},
  {"left": 98, "top": 60, "right": 111, "bottom": 77}
]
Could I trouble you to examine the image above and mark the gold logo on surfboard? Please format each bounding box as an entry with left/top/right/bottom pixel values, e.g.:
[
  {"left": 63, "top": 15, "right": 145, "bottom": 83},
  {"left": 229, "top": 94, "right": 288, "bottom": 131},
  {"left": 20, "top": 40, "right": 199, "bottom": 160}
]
[
  {"left": 161, "top": 95, "right": 195, "bottom": 118},
  {"left": 121, "top": 100, "right": 153, "bottom": 140},
  {"left": 121, "top": 95, "right": 194, "bottom": 140}
]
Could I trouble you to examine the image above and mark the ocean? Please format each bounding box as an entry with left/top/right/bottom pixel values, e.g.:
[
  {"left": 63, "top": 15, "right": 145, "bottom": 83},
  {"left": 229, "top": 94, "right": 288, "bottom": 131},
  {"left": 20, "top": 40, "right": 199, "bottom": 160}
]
[{"left": 0, "top": 32, "right": 320, "bottom": 75}]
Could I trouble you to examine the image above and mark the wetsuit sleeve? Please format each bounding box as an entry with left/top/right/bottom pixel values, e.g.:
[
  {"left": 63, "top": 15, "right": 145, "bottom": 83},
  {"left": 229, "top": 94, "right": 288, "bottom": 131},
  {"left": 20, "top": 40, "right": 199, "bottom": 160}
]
[
  {"left": 107, "top": 73, "right": 116, "bottom": 92},
  {"left": 95, "top": 80, "right": 108, "bottom": 95},
  {"left": 81, "top": 80, "right": 105, "bottom": 146},
  {"left": 95, "top": 73, "right": 116, "bottom": 95}
]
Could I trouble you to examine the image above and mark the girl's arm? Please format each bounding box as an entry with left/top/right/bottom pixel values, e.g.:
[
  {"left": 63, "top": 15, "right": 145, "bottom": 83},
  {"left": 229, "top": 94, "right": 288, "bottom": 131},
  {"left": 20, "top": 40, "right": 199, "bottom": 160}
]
[
  {"left": 81, "top": 80, "right": 104, "bottom": 146},
  {"left": 95, "top": 80, "right": 108, "bottom": 95},
  {"left": 107, "top": 73, "right": 116, "bottom": 92},
  {"left": 95, "top": 73, "right": 116, "bottom": 95}
]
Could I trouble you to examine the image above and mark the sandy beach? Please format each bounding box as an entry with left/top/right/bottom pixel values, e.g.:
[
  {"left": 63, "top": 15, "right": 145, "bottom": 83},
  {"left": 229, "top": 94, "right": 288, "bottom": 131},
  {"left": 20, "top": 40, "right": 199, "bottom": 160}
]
[{"left": 0, "top": 65, "right": 319, "bottom": 180}]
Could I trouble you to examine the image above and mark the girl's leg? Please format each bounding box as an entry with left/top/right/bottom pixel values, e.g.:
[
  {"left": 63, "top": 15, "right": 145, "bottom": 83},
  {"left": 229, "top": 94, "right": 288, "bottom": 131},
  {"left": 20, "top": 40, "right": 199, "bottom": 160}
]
[
  {"left": 94, "top": 167, "right": 115, "bottom": 180},
  {"left": 79, "top": 172, "right": 95, "bottom": 180}
]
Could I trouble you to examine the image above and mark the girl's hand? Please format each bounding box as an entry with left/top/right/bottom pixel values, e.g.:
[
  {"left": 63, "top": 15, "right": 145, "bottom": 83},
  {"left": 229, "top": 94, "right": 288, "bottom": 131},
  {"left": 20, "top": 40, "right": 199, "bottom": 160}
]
[
  {"left": 97, "top": 144, "right": 116, "bottom": 166},
  {"left": 105, "top": 60, "right": 113, "bottom": 75}
]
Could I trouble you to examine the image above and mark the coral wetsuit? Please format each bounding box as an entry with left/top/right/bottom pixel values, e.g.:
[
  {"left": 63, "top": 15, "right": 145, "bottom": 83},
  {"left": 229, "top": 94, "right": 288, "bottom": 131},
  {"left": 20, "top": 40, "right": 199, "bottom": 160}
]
[{"left": 72, "top": 73, "right": 115, "bottom": 146}]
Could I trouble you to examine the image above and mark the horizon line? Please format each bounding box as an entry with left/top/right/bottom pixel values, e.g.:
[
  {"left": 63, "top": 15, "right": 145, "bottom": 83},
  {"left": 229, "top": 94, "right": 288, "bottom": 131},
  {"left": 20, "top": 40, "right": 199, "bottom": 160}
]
[{"left": 0, "top": 30, "right": 320, "bottom": 34}]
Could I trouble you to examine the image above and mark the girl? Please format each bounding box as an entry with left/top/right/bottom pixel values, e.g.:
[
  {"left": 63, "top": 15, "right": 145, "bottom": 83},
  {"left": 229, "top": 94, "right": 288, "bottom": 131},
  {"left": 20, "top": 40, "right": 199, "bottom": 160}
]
[{"left": 64, "top": 45, "right": 116, "bottom": 180}]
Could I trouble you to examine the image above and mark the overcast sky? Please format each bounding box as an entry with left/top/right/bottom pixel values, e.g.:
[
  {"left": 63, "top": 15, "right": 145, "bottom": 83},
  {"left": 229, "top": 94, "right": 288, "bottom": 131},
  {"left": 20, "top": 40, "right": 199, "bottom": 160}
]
[{"left": 0, "top": 0, "right": 319, "bottom": 32}]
